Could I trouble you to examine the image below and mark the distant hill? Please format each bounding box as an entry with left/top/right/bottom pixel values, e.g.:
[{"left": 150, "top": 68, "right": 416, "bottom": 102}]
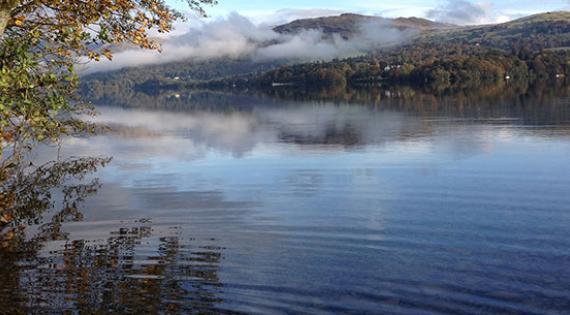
[
  {"left": 274, "top": 13, "right": 454, "bottom": 39},
  {"left": 207, "top": 12, "right": 570, "bottom": 90},
  {"left": 81, "top": 13, "right": 458, "bottom": 86},
  {"left": 287, "top": 11, "right": 570, "bottom": 47},
  {"left": 82, "top": 12, "right": 570, "bottom": 96},
  {"left": 420, "top": 11, "right": 570, "bottom": 50}
]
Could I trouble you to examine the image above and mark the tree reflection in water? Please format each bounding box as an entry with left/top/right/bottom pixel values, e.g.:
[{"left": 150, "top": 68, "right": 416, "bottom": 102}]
[
  {"left": 0, "top": 157, "right": 227, "bottom": 314},
  {"left": 1, "top": 157, "right": 110, "bottom": 228}
]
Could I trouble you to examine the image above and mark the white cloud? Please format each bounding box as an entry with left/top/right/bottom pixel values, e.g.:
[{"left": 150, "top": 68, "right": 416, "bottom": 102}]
[
  {"left": 82, "top": 12, "right": 417, "bottom": 74},
  {"left": 239, "top": 8, "right": 347, "bottom": 26},
  {"left": 427, "top": 0, "right": 490, "bottom": 25}
]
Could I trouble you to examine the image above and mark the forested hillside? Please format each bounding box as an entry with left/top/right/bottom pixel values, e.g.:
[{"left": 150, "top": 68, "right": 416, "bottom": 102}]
[
  {"left": 208, "top": 12, "right": 570, "bottom": 89},
  {"left": 273, "top": 13, "right": 453, "bottom": 38},
  {"left": 82, "top": 12, "right": 570, "bottom": 95}
]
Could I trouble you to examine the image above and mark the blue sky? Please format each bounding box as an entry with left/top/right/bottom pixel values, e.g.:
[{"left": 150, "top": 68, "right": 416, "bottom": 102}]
[{"left": 167, "top": 0, "right": 570, "bottom": 25}]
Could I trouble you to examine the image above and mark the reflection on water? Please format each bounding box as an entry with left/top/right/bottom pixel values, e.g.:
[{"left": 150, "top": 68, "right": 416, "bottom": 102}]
[
  {"left": 1, "top": 225, "right": 225, "bottom": 313},
  {"left": 3, "top": 86, "right": 570, "bottom": 313}
]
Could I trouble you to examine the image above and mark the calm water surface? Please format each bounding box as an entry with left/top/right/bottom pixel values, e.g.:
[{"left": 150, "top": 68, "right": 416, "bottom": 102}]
[{"left": 2, "top": 89, "right": 570, "bottom": 314}]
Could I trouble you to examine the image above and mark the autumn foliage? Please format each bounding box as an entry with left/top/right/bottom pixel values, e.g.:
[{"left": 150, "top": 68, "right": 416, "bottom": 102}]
[
  {"left": 0, "top": 0, "right": 213, "bottom": 159},
  {"left": 0, "top": 0, "right": 214, "bottom": 222}
]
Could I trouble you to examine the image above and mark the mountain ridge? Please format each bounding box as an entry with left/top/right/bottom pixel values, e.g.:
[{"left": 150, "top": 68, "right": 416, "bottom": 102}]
[
  {"left": 273, "top": 13, "right": 455, "bottom": 39},
  {"left": 82, "top": 11, "right": 570, "bottom": 96}
]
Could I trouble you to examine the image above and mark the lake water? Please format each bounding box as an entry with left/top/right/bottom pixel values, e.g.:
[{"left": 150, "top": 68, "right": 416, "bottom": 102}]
[{"left": 2, "top": 86, "right": 570, "bottom": 314}]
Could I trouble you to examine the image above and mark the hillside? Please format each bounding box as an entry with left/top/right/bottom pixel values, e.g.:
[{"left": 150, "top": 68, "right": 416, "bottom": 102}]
[
  {"left": 421, "top": 11, "right": 570, "bottom": 50},
  {"left": 273, "top": 13, "right": 453, "bottom": 39},
  {"left": 83, "top": 13, "right": 455, "bottom": 85},
  {"left": 82, "top": 12, "right": 570, "bottom": 96},
  {"left": 206, "top": 12, "right": 570, "bottom": 90}
]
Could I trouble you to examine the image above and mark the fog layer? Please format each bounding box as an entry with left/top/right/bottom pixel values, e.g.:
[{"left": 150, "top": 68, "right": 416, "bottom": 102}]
[{"left": 84, "top": 13, "right": 417, "bottom": 74}]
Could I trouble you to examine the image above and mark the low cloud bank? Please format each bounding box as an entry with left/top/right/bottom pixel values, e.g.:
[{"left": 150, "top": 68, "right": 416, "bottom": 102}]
[{"left": 83, "top": 13, "right": 417, "bottom": 74}]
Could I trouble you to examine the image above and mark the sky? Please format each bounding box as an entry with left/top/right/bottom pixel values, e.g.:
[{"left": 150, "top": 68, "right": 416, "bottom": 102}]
[{"left": 167, "top": 0, "right": 570, "bottom": 25}]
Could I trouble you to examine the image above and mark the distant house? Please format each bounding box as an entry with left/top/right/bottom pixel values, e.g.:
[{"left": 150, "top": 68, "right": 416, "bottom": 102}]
[{"left": 384, "top": 65, "right": 402, "bottom": 72}]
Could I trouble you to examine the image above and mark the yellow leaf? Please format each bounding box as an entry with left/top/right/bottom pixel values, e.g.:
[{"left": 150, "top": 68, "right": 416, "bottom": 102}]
[{"left": 13, "top": 16, "right": 24, "bottom": 27}]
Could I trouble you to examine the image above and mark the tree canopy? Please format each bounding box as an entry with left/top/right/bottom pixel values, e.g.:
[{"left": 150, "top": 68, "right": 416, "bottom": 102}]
[{"left": 0, "top": 0, "right": 214, "bottom": 177}]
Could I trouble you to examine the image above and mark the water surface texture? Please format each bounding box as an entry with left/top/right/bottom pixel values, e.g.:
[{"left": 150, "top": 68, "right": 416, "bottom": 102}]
[{"left": 2, "top": 89, "right": 570, "bottom": 314}]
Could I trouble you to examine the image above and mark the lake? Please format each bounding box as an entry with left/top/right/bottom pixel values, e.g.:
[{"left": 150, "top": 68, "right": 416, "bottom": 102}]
[{"left": 2, "top": 85, "right": 570, "bottom": 314}]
